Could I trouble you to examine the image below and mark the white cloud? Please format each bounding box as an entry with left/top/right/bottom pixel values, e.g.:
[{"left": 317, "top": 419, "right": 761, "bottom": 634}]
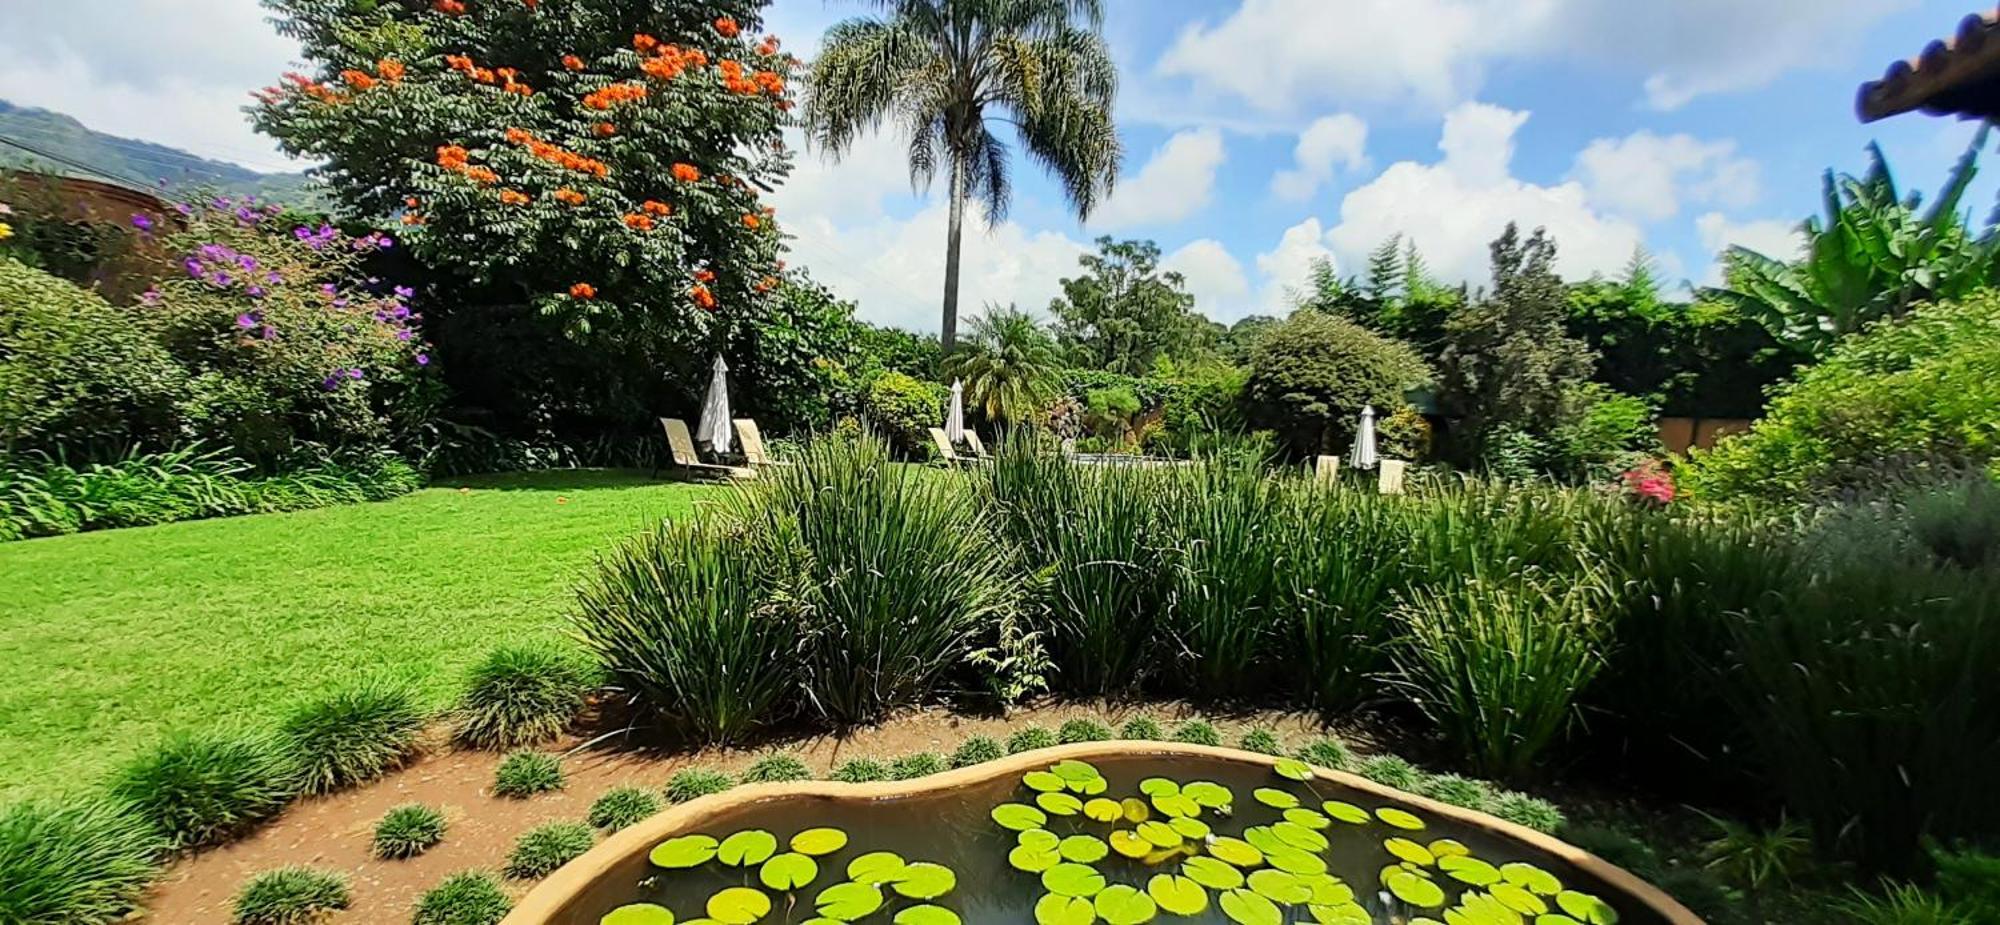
[
  {"left": 1163, "top": 239, "right": 1254, "bottom": 322},
  {"left": 774, "top": 130, "right": 917, "bottom": 223},
  {"left": 1695, "top": 212, "right": 1807, "bottom": 284},
  {"left": 1271, "top": 114, "right": 1369, "bottom": 202},
  {"left": 1092, "top": 128, "right": 1227, "bottom": 229},
  {"left": 1253, "top": 218, "right": 1338, "bottom": 313},
  {"left": 1571, "top": 131, "right": 1761, "bottom": 222}
]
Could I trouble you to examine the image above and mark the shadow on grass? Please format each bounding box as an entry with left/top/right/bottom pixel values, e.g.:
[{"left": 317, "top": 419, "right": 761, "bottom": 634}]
[{"left": 435, "top": 468, "right": 711, "bottom": 493}]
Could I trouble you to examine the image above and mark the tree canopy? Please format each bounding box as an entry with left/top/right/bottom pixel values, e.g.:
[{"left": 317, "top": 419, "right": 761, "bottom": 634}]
[{"left": 1049, "top": 237, "right": 1208, "bottom": 375}]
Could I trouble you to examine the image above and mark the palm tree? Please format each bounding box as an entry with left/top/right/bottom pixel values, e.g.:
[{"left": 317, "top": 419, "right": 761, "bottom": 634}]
[
  {"left": 943, "top": 305, "right": 1060, "bottom": 425},
  {"left": 804, "top": 0, "right": 1121, "bottom": 352}
]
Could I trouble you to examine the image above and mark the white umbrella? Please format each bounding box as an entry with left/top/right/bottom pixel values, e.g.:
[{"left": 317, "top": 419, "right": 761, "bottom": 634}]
[
  {"left": 1348, "top": 404, "right": 1380, "bottom": 471},
  {"left": 946, "top": 379, "right": 967, "bottom": 444},
  {"left": 696, "top": 354, "right": 733, "bottom": 455}
]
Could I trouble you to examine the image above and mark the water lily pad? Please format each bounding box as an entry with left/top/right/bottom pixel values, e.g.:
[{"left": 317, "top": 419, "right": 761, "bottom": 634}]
[
  {"left": 1035, "top": 894, "right": 1096, "bottom": 925},
  {"left": 1458, "top": 893, "right": 1518, "bottom": 925},
  {"left": 1386, "top": 872, "right": 1444, "bottom": 909},
  {"left": 1556, "top": 891, "right": 1617, "bottom": 924},
  {"left": 1038, "top": 792, "right": 1085, "bottom": 816},
  {"left": 1273, "top": 758, "right": 1314, "bottom": 781},
  {"left": 893, "top": 862, "right": 956, "bottom": 900},
  {"left": 1501, "top": 863, "right": 1563, "bottom": 897},
  {"left": 1264, "top": 846, "right": 1327, "bottom": 876},
  {"left": 1321, "top": 801, "right": 1369, "bottom": 825},
  {"left": 1182, "top": 856, "right": 1245, "bottom": 890},
  {"left": 1428, "top": 838, "right": 1470, "bottom": 858},
  {"left": 791, "top": 828, "right": 848, "bottom": 856},
  {"left": 602, "top": 904, "right": 674, "bottom": 925},
  {"left": 1019, "top": 829, "right": 1061, "bottom": 851},
  {"left": 1283, "top": 808, "right": 1331, "bottom": 830},
  {"left": 1147, "top": 874, "right": 1208, "bottom": 916},
  {"left": 1534, "top": 916, "right": 1583, "bottom": 925},
  {"left": 1246, "top": 870, "right": 1310, "bottom": 905},
  {"left": 1095, "top": 885, "right": 1159, "bottom": 925},
  {"left": 1183, "top": 781, "right": 1233, "bottom": 809},
  {"left": 1053, "top": 760, "right": 1102, "bottom": 785},
  {"left": 1384, "top": 837, "right": 1435, "bottom": 866},
  {"left": 1493, "top": 883, "right": 1548, "bottom": 916},
  {"left": 1110, "top": 830, "right": 1151, "bottom": 859},
  {"left": 1060, "top": 835, "right": 1110, "bottom": 864},
  {"left": 1271, "top": 822, "right": 1328, "bottom": 853},
  {"left": 760, "top": 853, "right": 819, "bottom": 891},
  {"left": 1306, "top": 877, "right": 1354, "bottom": 906},
  {"left": 1219, "top": 889, "right": 1282, "bottom": 925},
  {"left": 1307, "top": 903, "right": 1369, "bottom": 925},
  {"left": 1168, "top": 816, "right": 1210, "bottom": 840},
  {"left": 847, "top": 852, "right": 906, "bottom": 885},
  {"left": 1375, "top": 808, "right": 1426, "bottom": 831},
  {"left": 1012, "top": 845, "right": 1062, "bottom": 873},
  {"left": 1206, "top": 837, "right": 1263, "bottom": 868},
  {"left": 1439, "top": 855, "right": 1500, "bottom": 886},
  {"left": 651, "top": 835, "right": 719, "bottom": 869},
  {"left": 719, "top": 831, "right": 778, "bottom": 867},
  {"left": 1136, "top": 821, "right": 1181, "bottom": 848},
  {"left": 994, "top": 804, "right": 1049, "bottom": 831},
  {"left": 1025, "top": 771, "right": 1067, "bottom": 792},
  {"left": 1251, "top": 788, "right": 1298, "bottom": 810},
  {"left": 1139, "top": 778, "right": 1179, "bottom": 797},
  {"left": 1121, "top": 798, "right": 1151, "bottom": 823},
  {"left": 707, "top": 887, "right": 771, "bottom": 925},
  {"left": 1043, "top": 863, "right": 1107, "bottom": 898},
  {"left": 894, "top": 906, "right": 961, "bottom": 925},
  {"left": 814, "top": 882, "right": 884, "bottom": 921},
  {"left": 1151, "top": 793, "right": 1200, "bottom": 818},
  {"left": 1084, "top": 798, "right": 1124, "bottom": 822}
]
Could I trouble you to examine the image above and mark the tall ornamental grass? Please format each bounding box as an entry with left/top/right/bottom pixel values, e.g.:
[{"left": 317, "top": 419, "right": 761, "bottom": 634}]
[
  {"left": 110, "top": 732, "right": 297, "bottom": 850},
  {"left": 1272, "top": 481, "right": 1418, "bottom": 712},
  {"left": 1156, "top": 460, "right": 1289, "bottom": 699},
  {"left": 0, "top": 799, "right": 162, "bottom": 925},
  {"left": 451, "top": 645, "right": 594, "bottom": 750}
]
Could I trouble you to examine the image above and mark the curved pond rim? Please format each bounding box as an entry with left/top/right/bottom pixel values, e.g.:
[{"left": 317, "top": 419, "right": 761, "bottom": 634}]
[{"left": 502, "top": 741, "right": 1707, "bottom": 925}]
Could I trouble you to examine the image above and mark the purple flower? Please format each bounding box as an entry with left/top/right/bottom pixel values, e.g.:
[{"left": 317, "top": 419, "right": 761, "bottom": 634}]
[
  {"left": 396, "top": 329, "right": 413, "bottom": 341},
  {"left": 247, "top": 286, "right": 267, "bottom": 298},
  {"left": 174, "top": 202, "right": 194, "bottom": 216},
  {"left": 265, "top": 271, "right": 281, "bottom": 284},
  {"left": 140, "top": 288, "right": 161, "bottom": 306},
  {"left": 130, "top": 214, "right": 153, "bottom": 232},
  {"left": 393, "top": 285, "right": 414, "bottom": 300},
  {"left": 332, "top": 298, "right": 347, "bottom": 309},
  {"left": 320, "top": 283, "right": 337, "bottom": 297},
  {"left": 236, "top": 313, "right": 259, "bottom": 329},
  {"left": 260, "top": 325, "right": 277, "bottom": 341},
  {"left": 415, "top": 353, "right": 430, "bottom": 366},
  {"left": 321, "top": 376, "right": 341, "bottom": 391},
  {"left": 346, "top": 367, "right": 364, "bottom": 380}
]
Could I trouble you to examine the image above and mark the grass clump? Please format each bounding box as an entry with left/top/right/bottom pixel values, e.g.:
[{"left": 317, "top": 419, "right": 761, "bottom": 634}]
[
  {"left": 949, "top": 736, "right": 1004, "bottom": 768},
  {"left": 1490, "top": 791, "right": 1566, "bottom": 833},
  {"left": 111, "top": 732, "right": 296, "bottom": 849},
  {"left": 504, "top": 821, "right": 595, "bottom": 880},
  {"left": 279, "top": 682, "right": 425, "bottom": 795},
  {"left": 1296, "top": 737, "right": 1352, "bottom": 771},
  {"left": 830, "top": 759, "right": 891, "bottom": 783},
  {"left": 1058, "top": 718, "right": 1113, "bottom": 744},
  {"left": 1418, "top": 774, "right": 1494, "bottom": 811},
  {"left": 742, "top": 753, "right": 811, "bottom": 783},
  {"left": 663, "top": 768, "right": 733, "bottom": 803},
  {"left": 232, "top": 866, "right": 350, "bottom": 924},
  {"left": 1357, "top": 754, "right": 1423, "bottom": 792},
  {"left": 0, "top": 799, "right": 164, "bottom": 925},
  {"left": 889, "top": 753, "right": 947, "bottom": 780},
  {"left": 1169, "top": 719, "right": 1221, "bottom": 747},
  {"left": 412, "top": 871, "right": 513, "bottom": 925},
  {"left": 453, "top": 645, "right": 593, "bottom": 750},
  {"left": 1118, "top": 716, "right": 1163, "bottom": 740},
  {"left": 1006, "top": 726, "right": 1057, "bottom": 754},
  {"left": 1237, "top": 727, "right": 1283, "bottom": 755},
  {"left": 491, "top": 751, "right": 564, "bottom": 799},
  {"left": 588, "top": 787, "right": 661, "bottom": 832},
  {"left": 372, "top": 804, "right": 447, "bottom": 859}
]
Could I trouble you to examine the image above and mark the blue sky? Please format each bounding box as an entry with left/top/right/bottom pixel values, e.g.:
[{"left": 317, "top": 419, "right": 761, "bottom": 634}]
[{"left": 1, "top": 0, "right": 1990, "bottom": 331}]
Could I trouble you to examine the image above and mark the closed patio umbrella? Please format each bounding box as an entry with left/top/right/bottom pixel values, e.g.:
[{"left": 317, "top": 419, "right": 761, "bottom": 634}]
[
  {"left": 946, "top": 379, "right": 967, "bottom": 444},
  {"left": 1348, "top": 404, "right": 1379, "bottom": 471},
  {"left": 696, "top": 354, "right": 733, "bottom": 455}
]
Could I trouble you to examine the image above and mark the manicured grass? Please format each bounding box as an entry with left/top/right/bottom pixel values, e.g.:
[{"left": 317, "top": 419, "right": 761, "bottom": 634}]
[{"left": 0, "top": 470, "right": 720, "bottom": 801}]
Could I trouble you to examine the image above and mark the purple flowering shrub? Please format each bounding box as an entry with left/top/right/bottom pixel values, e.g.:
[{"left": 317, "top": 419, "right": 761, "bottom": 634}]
[{"left": 142, "top": 195, "right": 432, "bottom": 460}]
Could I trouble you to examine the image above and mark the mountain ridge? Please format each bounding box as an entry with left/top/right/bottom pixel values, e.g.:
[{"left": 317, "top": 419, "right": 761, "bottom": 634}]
[{"left": 0, "top": 99, "right": 315, "bottom": 203}]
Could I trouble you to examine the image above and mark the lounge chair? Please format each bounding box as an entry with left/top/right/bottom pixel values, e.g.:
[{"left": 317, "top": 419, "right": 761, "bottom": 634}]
[
  {"left": 660, "top": 418, "right": 756, "bottom": 481},
  {"left": 1377, "top": 459, "right": 1407, "bottom": 495},
  {"left": 928, "top": 428, "right": 985, "bottom": 466},
  {"left": 733, "top": 419, "right": 793, "bottom": 468},
  {"left": 964, "top": 431, "right": 993, "bottom": 459},
  {"left": 1314, "top": 455, "right": 1340, "bottom": 485}
]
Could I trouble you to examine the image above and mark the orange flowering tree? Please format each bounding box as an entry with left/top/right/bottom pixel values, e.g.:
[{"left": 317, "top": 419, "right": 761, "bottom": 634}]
[{"left": 253, "top": 0, "right": 794, "bottom": 348}]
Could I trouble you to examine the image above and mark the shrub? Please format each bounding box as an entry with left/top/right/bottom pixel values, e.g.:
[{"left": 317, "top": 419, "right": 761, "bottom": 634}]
[
  {"left": 278, "top": 682, "right": 425, "bottom": 795},
  {"left": 587, "top": 788, "right": 661, "bottom": 833},
  {"left": 1169, "top": 720, "right": 1221, "bottom": 747},
  {"left": 830, "top": 759, "right": 891, "bottom": 783},
  {"left": 1237, "top": 728, "right": 1283, "bottom": 756},
  {"left": 1006, "top": 726, "right": 1058, "bottom": 754},
  {"left": 1241, "top": 310, "right": 1431, "bottom": 458},
  {"left": 1296, "top": 738, "right": 1352, "bottom": 772},
  {"left": 573, "top": 517, "right": 799, "bottom": 745},
  {"left": 453, "top": 646, "right": 593, "bottom": 750},
  {"left": 1119, "top": 717, "right": 1163, "bottom": 741},
  {"left": 1905, "top": 476, "right": 2000, "bottom": 570},
  {"left": 889, "top": 753, "right": 947, "bottom": 781},
  {"left": 412, "top": 871, "right": 513, "bottom": 925},
  {"left": 1418, "top": 774, "right": 1493, "bottom": 812},
  {"left": 491, "top": 752, "right": 564, "bottom": 799},
  {"left": 742, "top": 753, "right": 811, "bottom": 784},
  {"left": 110, "top": 732, "right": 295, "bottom": 849},
  {"left": 232, "top": 866, "right": 350, "bottom": 925},
  {"left": 1489, "top": 792, "right": 1565, "bottom": 834},
  {"left": 859, "top": 372, "right": 946, "bottom": 459},
  {"left": 504, "top": 822, "right": 595, "bottom": 880},
  {"left": 0, "top": 799, "right": 163, "bottom": 925},
  {"left": 1837, "top": 883, "right": 1982, "bottom": 925},
  {"left": 373, "top": 804, "right": 447, "bottom": 860},
  {"left": 1058, "top": 719, "right": 1113, "bottom": 745},
  {"left": 1933, "top": 847, "right": 2000, "bottom": 922},
  {"left": 1699, "top": 813, "right": 1811, "bottom": 890},
  {"left": 1540, "top": 383, "right": 1658, "bottom": 483},
  {"left": 1357, "top": 755, "right": 1422, "bottom": 792},
  {"left": 663, "top": 769, "right": 733, "bottom": 803},
  {"left": 949, "top": 737, "right": 1004, "bottom": 768}
]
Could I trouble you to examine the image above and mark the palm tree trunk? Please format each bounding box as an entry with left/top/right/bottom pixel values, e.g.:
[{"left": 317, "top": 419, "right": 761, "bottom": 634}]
[{"left": 941, "top": 159, "right": 966, "bottom": 354}]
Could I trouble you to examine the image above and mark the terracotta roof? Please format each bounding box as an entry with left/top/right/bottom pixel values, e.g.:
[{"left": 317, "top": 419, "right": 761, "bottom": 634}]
[{"left": 1858, "top": 8, "right": 2000, "bottom": 122}]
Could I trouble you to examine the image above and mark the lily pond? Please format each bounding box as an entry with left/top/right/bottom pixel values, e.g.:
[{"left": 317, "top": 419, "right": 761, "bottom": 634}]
[{"left": 573, "top": 753, "right": 1654, "bottom": 925}]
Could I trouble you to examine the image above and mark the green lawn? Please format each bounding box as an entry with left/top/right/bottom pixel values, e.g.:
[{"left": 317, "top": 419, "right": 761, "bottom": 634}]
[{"left": 0, "top": 470, "right": 722, "bottom": 801}]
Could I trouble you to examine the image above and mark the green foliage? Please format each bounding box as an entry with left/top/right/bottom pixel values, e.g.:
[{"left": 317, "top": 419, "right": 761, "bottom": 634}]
[
  {"left": 1236, "top": 728, "right": 1283, "bottom": 756},
  {"left": 1706, "top": 131, "right": 1999, "bottom": 358},
  {"left": 1118, "top": 717, "right": 1163, "bottom": 741},
  {"left": 1906, "top": 477, "right": 2000, "bottom": 570},
  {"left": 372, "top": 804, "right": 447, "bottom": 860},
  {"left": 1051, "top": 238, "right": 1211, "bottom": 374},
  {"left": 1357, "top": 755, "right": 1422, "bottom": 792},
  {"left": 855, "top": 324, "right": 942, "bottom": 381},
  {"left": 942, "top": 306, "right": 1063, "bottom": 426},
  {"left": 742, "top": 753, "right": 811, "bottom": 784},
  {"left": 663, "top": 768, "right": 735, "bottom": 803},
  {"left": 888, "top": 753, "right": 947, "bottom": 781},
  {"left": 1489, "top": 792, "right": 1565, "bottom": 834},
  {"left": 110, "top": 732, "right": 296, "bottom": 849},
  {"left": 1417, "top": 774, "right": 1493, "bottom": 812},
  {"left": 1275, "top": 481, "right": 1420, "bottom": 712},
  {"left": 1241, "top": 309, "right": 1431, "bottom": 457},
  {"left": 278, "top": 682, "right": 425, "bottom": 795},
  {"left": 587, "top": 787, "right": 661, "bottom": 833},
  {"left": 1057, "top": 719, "right": 1113, "bottom": 745},
  {"left": 1153, "top": 464, "right": 1291, "bottom": 698},
  {"left": 453, "top": 645, "right": 592, "bottom": 750},
  {"left": 491, "top": 751, "right": 564, "bottom": 799},
  {"left": 1699, "top": 813, "right": 1811, "bottom": 890},
  {"left": 729, "top": 274, "right": 866, "bottom": 436},
  {"left": 232, "top": 866, "right": 351, "bottom": 925},
  {"left": 1565, "top": 275, "right": 1799, "bottom": 421},
  {"left": 412, "top": 871, "right": 513, "bottom": 925},
  {"left": 1168, "top": 720, "right": 1221, "bottom": 747},
  {"left": 1006, "top": 727, "right": 1057, "bottom": 754},
  {"left": 1082, "top": 387, "right": 1143, "bottom": 446},
  {"left": 503, "top": 821, "right": 595, "bottom": 881},
  {"left": 949, "top": 736, "right": 1004, "bottom": 768},
  {"left": 1540, "top": 383, "right": 1658, "bottom": 483},
  {"left": 1561, "top": 825, "right": 1659, "bottom": 874},
  {"left": 1932, "top": 846, "right": 2000, "bottom": 922},
  {"left": 0, "top": 799, "right": 163, "bottom": 925},
  {"left": 858, "top": 372, "right": 947, "bottom": 459},
  {"left": 1838, "top": 883, "right": 1984, "bottom": 925},
  {"left": 830, "top": 758, "right": 891, "bottom": 783},
  {"left": 1295, "top": 738, "right": 1351, "bottom": 771}
]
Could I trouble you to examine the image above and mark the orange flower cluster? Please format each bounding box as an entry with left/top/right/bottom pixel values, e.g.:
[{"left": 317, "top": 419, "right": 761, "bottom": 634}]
[
  {"left": 755, "top": 275, "right": 779, "bottom": 293},
  {"left": 671, "top": 163, "right": 702, "bottom": 183},
  {"left": 694, "top": 269, "right": 716, "bottom": 283},
  {"left": 553, "top": 188, "right": 586, "bottom": 205},
  {"left": 377, "top": 58, "right": 406, "bottom": 83},
  {"left": 437, "top": 145, "right": 499, "bottom": 185},
  {"left": 284, "top": 71, "right": 348, "bottom": 105},
  {"left": 623, "top": 212, "right": 655, "bottom": 231},
  {"left": 639, "top": 43, "right": 709, "bottom": 81},
  {"left": 434, "top": 0, "right": 466, "bottom": 13},
  {"left": 402, "top": 213, "right": 426, "bottom": 226},
  {"left": 741, "top": 213, "right": 761, "bottom": 229},
  {"left": 594, "top": 122, "right": 617, "bottom": 137},
  {"left": 562, "top": 54, "right": 586, "bottom": 71},
  {"left": 715, "top": 17, "right": 740, "bottom": 38},
  {"left": 341, "top": 69, "right": 378, "bottom": 91},
  {"left": 757, "top": 36, "right": 782, "bottom": 56},
  {"left": 499, "top": 189, "right": 531, "bottom": 205},
  {"left": 717, "top": 60, "right": 784, "bottom": 96},
  {"left": 691, "top": 284, "right": 717, "bottom": 309},
  {"left": 570, "top": 283, "right": 597, "bottom": 299},
  {"left": 445, "top": 54, "right": 533, "bottom": 95},
  {"left": 582, "top": 82, "right": 646, "bottom": 110},
  {"left": 504, "top": 128, "right": 611, "bottom": 177},
  {"left": 641, "top": 200, "right": 672, "bottom": 216}
]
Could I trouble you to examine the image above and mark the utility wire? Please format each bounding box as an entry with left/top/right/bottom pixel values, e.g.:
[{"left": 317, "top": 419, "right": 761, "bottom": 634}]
[{"left": 0, "top": 132, "right": 153, "bottom": 190}]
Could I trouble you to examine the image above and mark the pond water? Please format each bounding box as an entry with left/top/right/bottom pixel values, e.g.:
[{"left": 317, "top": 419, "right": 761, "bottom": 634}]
[{"left": 560, "top": 753, "right": 1663, "bottom": 925}]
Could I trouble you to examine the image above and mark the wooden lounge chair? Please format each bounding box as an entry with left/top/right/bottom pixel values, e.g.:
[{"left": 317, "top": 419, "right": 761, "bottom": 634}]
[
  {"left": 1377, "top": 459, "right": 1407, "bottom": 495},
  {"left": 660, "top": 418, "right": 756, "bottom": 481},
  {"left": 1314, "top": 455, "right": 1340, "bottom": 485},
  {"left": 928, "top": 428, "right": 985, "bottom": 466},
  {"left": 964, "top": 431, "right": 993, "bottom": 459},
  {"left": 733, "top": 419, "right": 793, "bottom": 468}
]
